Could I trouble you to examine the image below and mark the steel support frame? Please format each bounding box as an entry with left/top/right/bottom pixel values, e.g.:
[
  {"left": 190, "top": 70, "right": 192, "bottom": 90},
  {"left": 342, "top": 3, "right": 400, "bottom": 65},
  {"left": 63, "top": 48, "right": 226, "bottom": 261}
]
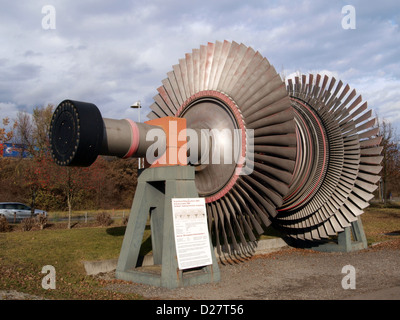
[
  {"left": 311, "top": 217, "right": 368, "bottom": 252},
  {"left": 115, "top": 165, "right": 220, "bottom": 288}
]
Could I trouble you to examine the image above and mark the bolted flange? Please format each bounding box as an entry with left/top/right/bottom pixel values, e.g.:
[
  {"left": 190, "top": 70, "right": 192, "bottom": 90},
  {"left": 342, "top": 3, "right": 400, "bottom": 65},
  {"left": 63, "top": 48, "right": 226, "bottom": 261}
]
[{"left": 49, "top": 100, "right": 104, "bottom": 167}]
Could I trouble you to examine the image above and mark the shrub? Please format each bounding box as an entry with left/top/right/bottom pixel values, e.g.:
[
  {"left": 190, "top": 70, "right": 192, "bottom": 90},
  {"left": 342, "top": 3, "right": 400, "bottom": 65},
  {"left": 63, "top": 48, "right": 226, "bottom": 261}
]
[
  {"left": 96, "top": 212, "right": 112, "bottom": 226},
  {"left": 21, "top": 217, "right": 36, "bottom": 231},
  {"left": 0, "top": 215, "right": 10, "bottom": 232},
  {"left": 36, "top": 214, "right": 48, "bottom": 230}
]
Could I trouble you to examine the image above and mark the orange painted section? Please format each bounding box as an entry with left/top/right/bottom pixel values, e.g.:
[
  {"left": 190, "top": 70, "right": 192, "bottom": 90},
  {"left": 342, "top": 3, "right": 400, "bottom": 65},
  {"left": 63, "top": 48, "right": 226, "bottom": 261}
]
[{"left": 144, "top": 116, "right": 187, "bottom": 167}]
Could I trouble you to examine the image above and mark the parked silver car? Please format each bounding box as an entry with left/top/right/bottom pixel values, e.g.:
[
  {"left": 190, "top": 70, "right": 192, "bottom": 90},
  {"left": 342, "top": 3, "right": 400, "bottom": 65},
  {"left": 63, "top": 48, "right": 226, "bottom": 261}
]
[{"left": 0, "top": 202, "right": 47, "bottom": 223}]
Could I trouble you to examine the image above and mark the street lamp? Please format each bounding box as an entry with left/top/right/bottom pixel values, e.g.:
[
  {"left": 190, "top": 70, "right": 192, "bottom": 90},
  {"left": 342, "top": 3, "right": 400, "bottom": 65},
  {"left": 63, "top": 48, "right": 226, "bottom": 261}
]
[{"left": 130, "top": 101, "right": 142, "bottom": 168}]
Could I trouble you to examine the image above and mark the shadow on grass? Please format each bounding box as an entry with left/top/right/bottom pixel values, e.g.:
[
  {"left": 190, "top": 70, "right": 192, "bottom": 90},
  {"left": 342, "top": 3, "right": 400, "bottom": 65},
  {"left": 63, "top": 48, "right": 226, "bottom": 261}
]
[
  {"left": 384, "top": 230, "right": 400, "bottom": 236},
  {"left": 106, "top": 224, "right": 151, "bottom": 237},
  {"left": 369, "top": 201, "right": 400, "bottom": 209},
  {"left": 105, "top": 225, "right": 153, "bottom": 267},
  {"left": 106, "top": 226, "right": 126, "bottom": 236}
]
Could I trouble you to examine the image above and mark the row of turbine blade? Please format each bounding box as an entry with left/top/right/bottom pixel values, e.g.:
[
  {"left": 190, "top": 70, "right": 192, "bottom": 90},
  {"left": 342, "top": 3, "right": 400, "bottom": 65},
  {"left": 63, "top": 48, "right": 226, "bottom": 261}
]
[
  {"left": 278, "top": 74, "right": 382, "bottom": 241},
  {"left": 147, "top": 41, "right": 382, "bottom": 253}
]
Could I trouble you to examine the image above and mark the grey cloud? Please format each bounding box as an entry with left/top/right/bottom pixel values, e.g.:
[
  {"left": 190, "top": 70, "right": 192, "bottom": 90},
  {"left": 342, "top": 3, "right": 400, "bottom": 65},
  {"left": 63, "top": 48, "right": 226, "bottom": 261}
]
[
  {"left": 0, "top": 0, "right": 399, "bottom": 131},
  {"left": 23, "top": 50, "right": 43, "bottom": 57},
  {"left": 0, "top": 63, "right": 42, "bottom": 81}
]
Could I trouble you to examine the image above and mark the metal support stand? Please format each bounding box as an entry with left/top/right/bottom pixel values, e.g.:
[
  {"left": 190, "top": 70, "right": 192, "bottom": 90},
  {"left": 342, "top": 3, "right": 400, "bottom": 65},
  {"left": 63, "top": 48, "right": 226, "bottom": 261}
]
[
  {"left": 115, "top": 165, "right": 220, "bottom": 289},
  {"left": 311, "top": 217, "right": 368, "bottom": 252}
]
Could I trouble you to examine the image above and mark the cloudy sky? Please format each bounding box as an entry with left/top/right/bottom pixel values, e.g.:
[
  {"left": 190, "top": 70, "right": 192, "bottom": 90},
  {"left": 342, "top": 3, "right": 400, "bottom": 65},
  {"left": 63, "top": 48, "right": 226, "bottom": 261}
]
[{"left": 1, "top": 0, "right": 399, "bottom": 132}]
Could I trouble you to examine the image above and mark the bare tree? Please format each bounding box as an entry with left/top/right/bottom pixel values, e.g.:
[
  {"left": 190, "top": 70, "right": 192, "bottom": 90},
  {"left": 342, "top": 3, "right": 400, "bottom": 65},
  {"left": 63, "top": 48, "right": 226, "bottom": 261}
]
[
  {"left": 32, "top": 104, "right": 54, "bottom": 157},
  {"left": 14, "top": 104, "right": 53, "bottom": 157},
  {"left": 15, "top": 111, "right": 34, "bottom": 156},
  {"left": 13, "top": 105, "right": 54, "bottom": 215},
  {"left": 376, "top": 116, "right": 400, "bottom": 204}
]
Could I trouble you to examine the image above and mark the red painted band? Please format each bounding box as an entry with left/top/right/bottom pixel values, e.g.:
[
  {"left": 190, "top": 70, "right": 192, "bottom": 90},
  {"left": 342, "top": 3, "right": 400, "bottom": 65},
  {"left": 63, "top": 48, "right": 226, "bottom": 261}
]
[{"left": 123, "top": 119, "right": 140, "bottom": 159}]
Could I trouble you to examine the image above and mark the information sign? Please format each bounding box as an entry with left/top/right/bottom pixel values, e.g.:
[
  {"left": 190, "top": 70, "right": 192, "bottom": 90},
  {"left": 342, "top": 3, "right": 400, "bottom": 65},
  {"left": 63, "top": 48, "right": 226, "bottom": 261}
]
[{"left": 171, "top": 198, "right": 213, "bottom": 270}]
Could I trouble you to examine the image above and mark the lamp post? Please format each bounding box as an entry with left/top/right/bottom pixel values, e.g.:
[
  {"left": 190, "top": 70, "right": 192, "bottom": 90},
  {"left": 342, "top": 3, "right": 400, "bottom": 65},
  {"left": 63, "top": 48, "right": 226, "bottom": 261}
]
[{"left": 130, "top": 101, "right": 141, "bottom": 168}]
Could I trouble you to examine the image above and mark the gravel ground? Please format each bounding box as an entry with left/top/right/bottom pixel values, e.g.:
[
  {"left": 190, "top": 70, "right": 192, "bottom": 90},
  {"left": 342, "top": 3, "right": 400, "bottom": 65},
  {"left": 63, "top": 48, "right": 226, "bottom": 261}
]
[{"left": 101, "top": 240, "right": 400, "bottom": 300}]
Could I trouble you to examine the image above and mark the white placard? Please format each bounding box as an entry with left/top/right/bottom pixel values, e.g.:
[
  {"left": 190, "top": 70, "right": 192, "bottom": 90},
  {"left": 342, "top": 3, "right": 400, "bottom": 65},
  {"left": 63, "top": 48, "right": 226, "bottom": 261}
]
[{"left": 171, "top": 198, "right": 213, "bottom": 270}]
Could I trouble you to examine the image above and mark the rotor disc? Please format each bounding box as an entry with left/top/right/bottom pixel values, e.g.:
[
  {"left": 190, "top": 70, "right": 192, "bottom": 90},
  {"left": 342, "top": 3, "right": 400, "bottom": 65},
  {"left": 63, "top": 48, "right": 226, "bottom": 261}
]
[{"left": 148, "top": 40, "right": 296, "bottom": 255}]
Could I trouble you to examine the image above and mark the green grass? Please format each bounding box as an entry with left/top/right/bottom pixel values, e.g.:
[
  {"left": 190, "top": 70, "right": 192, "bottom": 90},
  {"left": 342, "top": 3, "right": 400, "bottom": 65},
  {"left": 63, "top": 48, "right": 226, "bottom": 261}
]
[
  {"left": 0, "top": 204, "right": 399, "bottom": 299},
  {"left": 0, "top": 225, "right": 149, "bottom": 299},
  {"left": 363, "top": 205, "right": 400, "bottom": 244}
]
